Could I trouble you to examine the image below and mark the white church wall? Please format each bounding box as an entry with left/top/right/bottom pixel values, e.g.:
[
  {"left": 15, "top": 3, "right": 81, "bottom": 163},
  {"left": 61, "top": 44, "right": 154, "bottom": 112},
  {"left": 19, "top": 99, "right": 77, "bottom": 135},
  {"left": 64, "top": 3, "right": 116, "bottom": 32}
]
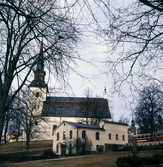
[
  {"left": 28, "top": 87, "right": 47, "bottom": 116},
  {"left": 53, "top": 122, "right": 105, "bottom": 155},
  {"left": 77, "top": 128, "right": 105, "bottom": 151},
  {"left": 53, "top": 122, "right": 77, "bottom": 155},
  {"left": 103, "top": 123, "right": 128, "bottom": 145}
]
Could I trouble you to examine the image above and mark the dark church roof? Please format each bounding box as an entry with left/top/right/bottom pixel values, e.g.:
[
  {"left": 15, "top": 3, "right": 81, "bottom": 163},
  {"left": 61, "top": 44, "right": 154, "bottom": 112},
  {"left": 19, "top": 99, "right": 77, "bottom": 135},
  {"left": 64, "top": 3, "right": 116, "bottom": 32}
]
[
  {"left": 29, "top": 79, "right": 47, "bottom": 88},
  {"left": 42, "top": 96, "right": 111, "bottom": 119}
]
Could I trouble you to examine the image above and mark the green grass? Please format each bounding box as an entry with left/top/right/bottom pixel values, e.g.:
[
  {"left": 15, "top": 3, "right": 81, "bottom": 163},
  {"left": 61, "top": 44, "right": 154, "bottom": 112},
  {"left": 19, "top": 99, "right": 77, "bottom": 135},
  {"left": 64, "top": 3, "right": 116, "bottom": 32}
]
[{"left": 0, "top": 141, "right": 163, "bottom": 167}]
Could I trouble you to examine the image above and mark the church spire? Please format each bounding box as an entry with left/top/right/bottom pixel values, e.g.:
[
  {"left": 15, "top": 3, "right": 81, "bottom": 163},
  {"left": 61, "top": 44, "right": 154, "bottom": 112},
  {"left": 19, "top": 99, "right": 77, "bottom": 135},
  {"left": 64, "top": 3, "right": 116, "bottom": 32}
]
[
  {"left": 29, "top": 40, "right": 47, "bottom": 88},
  {"left": 103, "top": 87, "right": 107, "bottom": 99},
  {"left": 36, "top": 39, "right": 44, "bottom": 72}
]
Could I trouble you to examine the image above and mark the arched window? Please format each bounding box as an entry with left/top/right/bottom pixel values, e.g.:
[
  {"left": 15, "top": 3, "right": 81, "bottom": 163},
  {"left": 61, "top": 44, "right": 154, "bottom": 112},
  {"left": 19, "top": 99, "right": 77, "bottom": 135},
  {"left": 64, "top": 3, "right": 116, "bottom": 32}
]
[
  {"left": 122, "top": 135, "right": 125, "bottom": 141},
  {"left": 63, "top": 131, "right": 66, "bottom": 140},
  {"left": 69, "top": 130, "right": 72, "bottom": 139},
  {"left": 82, "top": 130, "right": 86, "bottom": 139},
  {"left": 56, "top": 144, "right": 59, "bottom": 153},
  {"left": 52, "top": 125, "right": 57, "bottom": 135},
  {"left": 53, "top": 125, "right": 57, "bottom": 130},
  {"left": 96, "top": 132, "right": 99, "bottom": 140},
  {"left": 36, "top": 92, "right": 39, "bottom": 97},
  {"left": 116, "top": 134, "right": 118, "bottom": 140},
  {"left": 57, "top": 132, "right": 59, "bottom": 140},
  {"left": 109, "top": 133, "right": 111, "bottom": 139}
]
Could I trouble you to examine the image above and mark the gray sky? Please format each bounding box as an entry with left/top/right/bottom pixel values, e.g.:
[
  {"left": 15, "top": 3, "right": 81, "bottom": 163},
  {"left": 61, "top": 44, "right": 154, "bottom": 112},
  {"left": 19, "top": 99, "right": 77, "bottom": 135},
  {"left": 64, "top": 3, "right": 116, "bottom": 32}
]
[{"left": 46, "top": 0, "right": 133, "bottom": 122}]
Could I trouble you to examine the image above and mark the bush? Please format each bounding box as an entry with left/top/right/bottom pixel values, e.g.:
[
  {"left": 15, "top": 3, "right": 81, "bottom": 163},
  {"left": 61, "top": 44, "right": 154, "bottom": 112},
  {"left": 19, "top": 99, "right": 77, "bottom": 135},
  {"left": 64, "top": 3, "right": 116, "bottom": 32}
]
[
  {"left": 41, "top": 150, "right": 57, "bottom": 159},
  {"left": 148, "top": 154, "right": 163, "bottom": 165},
  {"left": 119, "top": 145, "right": 132, "bottom": 151},
  {"left": 116, "top": 155, "right": 145, "bottom": 167},
  {"left": 116, "top": 154, "right": 163, "bottom": 167}
]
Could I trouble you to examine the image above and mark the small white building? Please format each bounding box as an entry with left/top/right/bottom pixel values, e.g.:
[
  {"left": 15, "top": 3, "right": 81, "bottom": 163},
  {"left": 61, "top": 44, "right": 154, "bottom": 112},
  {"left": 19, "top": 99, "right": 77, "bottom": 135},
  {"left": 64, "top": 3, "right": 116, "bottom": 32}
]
[{"left": 53, "top": 120, "right": 128, "bottom": 155}]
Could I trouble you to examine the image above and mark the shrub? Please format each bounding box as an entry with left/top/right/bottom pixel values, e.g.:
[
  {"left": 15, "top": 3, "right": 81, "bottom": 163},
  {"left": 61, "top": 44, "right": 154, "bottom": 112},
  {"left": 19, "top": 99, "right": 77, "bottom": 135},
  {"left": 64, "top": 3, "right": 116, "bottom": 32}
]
[
  {"left": 116, "top": 154, "right": 163, "bottom": 167},
  {"left": 116, "top": 155, "right": 145, "bottom": 167},
  {"left": 149, "top": 154, "right": 163, "bottom": 165},
  {"left": 120, "top": 145, "right": 132, "bottom": 151},
  {"left": 41, "top": 150, "right": 57, "bottom": 159},
  {"left": 116, "top": 156, "right": 128, "bottom": 167}
]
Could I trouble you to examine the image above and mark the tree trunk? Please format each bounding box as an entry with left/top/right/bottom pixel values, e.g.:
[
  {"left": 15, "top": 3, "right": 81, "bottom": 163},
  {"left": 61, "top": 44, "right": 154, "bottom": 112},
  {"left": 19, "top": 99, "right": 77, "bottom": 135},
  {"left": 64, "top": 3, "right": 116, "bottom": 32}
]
[
  {"left": 4, "top": 117, "right": 9, "bottom": 143},
  {"left": 26, "top": 136, "right": 30, "bottom": 151},
  {"left": 0, "top": 109, "right": 5, "bottom": 144}
]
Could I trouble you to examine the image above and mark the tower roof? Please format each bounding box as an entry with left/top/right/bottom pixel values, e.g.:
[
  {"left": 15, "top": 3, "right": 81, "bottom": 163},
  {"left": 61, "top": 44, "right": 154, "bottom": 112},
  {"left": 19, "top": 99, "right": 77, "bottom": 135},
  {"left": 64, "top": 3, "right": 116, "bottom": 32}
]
[
  {"left": 29, "top": 41, "right": 47, "bottom": 88},
  {"left": 36, "top": 40, "right": 44, "bottom": 72}
]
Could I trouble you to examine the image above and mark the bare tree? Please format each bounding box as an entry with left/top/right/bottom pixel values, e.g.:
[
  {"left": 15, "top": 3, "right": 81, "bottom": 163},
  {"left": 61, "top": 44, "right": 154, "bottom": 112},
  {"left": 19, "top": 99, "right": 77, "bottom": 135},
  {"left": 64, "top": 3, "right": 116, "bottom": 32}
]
[
  {"left": 79, "top": 88, "right": 108, "bottom": 125},
  {"left": 0, "top": 0, "right": 115, "bottom": 144},
  {"left": 73, "top": 136, "right": 92, "bottom": 155},
  {"left": 0, "top": 0, "right": 80, "bottom": 143},
  {"left": 79, "top": 97, "right": 108, "bottom": 125},
  {"left": 18, "top": 89, "right": 49, "bottom": 151},
  {"left": 102, "top": 1, "right": 163, "bottom": 96},
  {"left": 118, "top": 114, "right": 129, "bottom": 124},
  {"left": 155, "top": 115, "right": 163, "bottom": 132},
  {"left": 134, "top": 83, "right": 163, "bottom": 140},
  {"left": 82, "top": 87, "right": 93, "bottom": 98},
  {"left": 3, "top": 92, "right": 21, "bottom": 143}
]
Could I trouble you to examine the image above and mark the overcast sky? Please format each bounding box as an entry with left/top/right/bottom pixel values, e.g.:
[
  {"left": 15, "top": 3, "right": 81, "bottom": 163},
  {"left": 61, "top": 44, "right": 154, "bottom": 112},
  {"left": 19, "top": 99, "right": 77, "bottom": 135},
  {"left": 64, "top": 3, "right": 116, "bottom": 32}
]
[
  {"left": 70, "top": 0, "right": 133, "bottom": 122},
  {"left": 47, "top": 0, "right": 133, "bottom": 122}
]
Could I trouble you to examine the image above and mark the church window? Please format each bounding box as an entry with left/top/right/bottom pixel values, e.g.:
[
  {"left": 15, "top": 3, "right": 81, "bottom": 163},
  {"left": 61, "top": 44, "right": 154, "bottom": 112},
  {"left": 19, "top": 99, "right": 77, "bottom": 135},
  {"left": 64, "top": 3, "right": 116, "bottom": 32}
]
[
  {"left": 53, "top": 125, "right": 57, "bottom": 130},
  {"left": 122, "top": 135, "right": 125, "bottom": 141},
  {"left": 116, "top": 134, "right": 118, "bottom": 140},
  {"left": 56, "top": 144, "right": 59, "bottom": 153},
  {"left": 57, "top": 133, "right": 59, "bottom": 140},
  {"left": 63, "top": 131, "right": 66, "bottom": 140},
  {"left": 96, "top": 132, "right": 99, "bottom": 140},
  {"left": 52, "top": 125, "right": 57, "bottom": 135},
  {"left": 69, "top": 130, "right": 72, "bottom": 139},
  {"left": 36, "top": 92, "right": 39, "bottom": 97},
  {"left": 82, "top": 130, "right": 86, "bottom": 139},
  {"left": 109, "top": 133, "right": 111, "bottom": 139}
]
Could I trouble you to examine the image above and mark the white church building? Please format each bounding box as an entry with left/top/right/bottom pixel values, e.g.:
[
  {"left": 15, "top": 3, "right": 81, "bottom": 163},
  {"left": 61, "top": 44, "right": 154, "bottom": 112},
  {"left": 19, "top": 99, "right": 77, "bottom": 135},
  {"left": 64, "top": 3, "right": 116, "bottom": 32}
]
[{"left": 27, "top": 43, "right": 128, "bottom": 154}]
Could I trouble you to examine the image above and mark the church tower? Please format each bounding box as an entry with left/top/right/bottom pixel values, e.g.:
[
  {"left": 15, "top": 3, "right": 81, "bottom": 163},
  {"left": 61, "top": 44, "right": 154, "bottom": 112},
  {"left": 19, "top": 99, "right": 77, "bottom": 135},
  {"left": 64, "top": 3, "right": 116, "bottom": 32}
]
[
  {"left": 129, "top": 119, "right": 136, "bottom": 135},
  {"left": 28, "top": 41, "right": 47, "bottom": 116}
]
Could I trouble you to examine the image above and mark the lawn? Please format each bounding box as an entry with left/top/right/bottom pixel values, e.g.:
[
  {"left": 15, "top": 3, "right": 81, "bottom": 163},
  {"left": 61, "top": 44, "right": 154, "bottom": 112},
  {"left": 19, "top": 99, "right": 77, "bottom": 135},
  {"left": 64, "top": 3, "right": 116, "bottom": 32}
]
[{"left": 0, "top": 141, "right": 163, "bottom": 167}]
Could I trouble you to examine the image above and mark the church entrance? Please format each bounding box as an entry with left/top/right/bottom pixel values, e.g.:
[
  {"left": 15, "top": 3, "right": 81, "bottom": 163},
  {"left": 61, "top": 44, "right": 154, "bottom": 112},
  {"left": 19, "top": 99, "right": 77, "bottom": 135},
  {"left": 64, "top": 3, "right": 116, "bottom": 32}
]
[{"left": 61, "top": 143, "right": 66, "bottom": 156}]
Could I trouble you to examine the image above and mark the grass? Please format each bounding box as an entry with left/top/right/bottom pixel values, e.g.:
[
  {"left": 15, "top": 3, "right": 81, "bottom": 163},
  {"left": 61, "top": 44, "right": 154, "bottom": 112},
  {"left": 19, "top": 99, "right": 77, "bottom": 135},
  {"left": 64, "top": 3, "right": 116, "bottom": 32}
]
[
  {"left": 0, "top": 141, "right": 163, "bottom": 167},
  {"left": 1, "top": 140, "right": 53, "bottom": 153}
]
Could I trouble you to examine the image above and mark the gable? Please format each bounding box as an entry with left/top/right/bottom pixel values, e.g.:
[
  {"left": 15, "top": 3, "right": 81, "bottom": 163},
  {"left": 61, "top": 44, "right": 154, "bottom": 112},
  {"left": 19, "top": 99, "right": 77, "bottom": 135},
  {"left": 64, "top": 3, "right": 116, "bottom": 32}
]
[{"left": 42, "top": 96, "right": 111, "bottom": 118}]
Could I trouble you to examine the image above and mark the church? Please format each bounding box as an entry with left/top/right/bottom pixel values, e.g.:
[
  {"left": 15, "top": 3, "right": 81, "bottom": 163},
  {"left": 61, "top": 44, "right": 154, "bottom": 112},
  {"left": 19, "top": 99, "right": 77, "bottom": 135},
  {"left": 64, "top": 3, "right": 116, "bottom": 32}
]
[{"left": 27, "top": 43, "right": 128, "bottom": 154}]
